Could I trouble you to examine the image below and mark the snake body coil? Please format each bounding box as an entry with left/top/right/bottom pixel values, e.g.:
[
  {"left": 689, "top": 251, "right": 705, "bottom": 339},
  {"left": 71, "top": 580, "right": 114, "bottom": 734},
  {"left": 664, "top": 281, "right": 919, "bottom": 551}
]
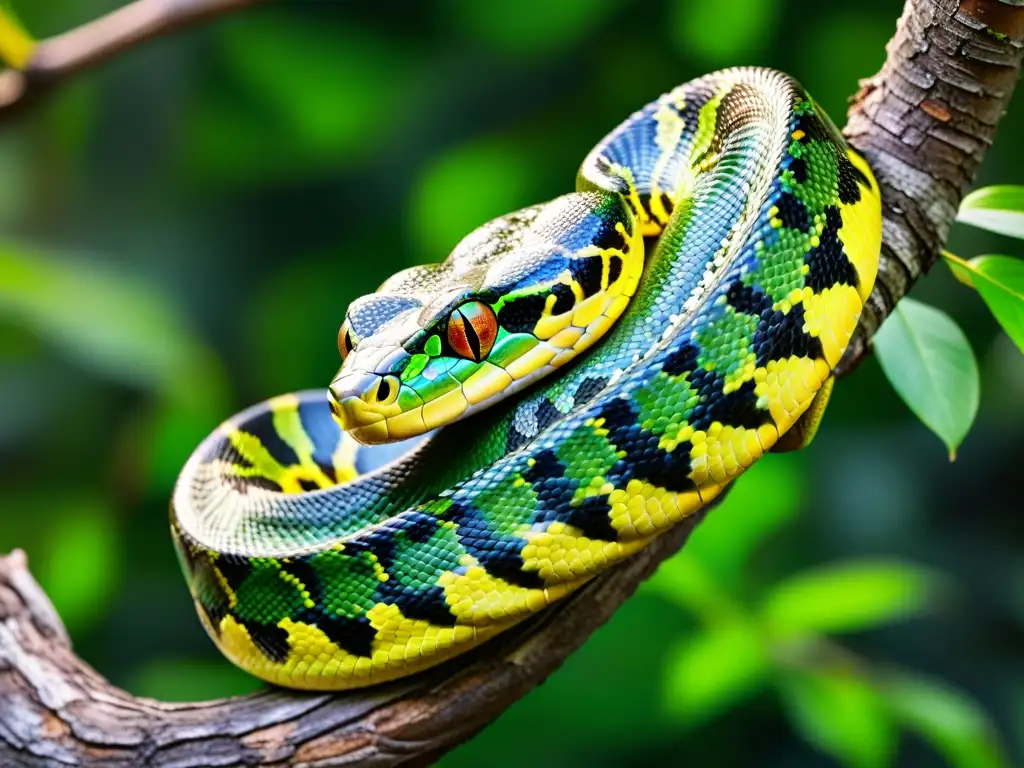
[{"left": 172, "top": 68, "right": 882, "bottom": 690}]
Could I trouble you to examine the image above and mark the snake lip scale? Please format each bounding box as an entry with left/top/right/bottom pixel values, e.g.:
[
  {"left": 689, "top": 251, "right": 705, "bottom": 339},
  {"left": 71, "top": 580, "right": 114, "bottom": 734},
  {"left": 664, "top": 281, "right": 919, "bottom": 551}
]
[{"left": 172, "top": 67, "right": 882, "bottom": 691}]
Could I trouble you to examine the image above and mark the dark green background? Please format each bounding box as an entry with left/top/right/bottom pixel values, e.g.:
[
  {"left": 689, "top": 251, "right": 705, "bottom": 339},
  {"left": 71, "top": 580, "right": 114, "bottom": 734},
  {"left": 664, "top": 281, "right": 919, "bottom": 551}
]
[{"left": 1, "top": 1, "right": 1022, "bottom": 765}]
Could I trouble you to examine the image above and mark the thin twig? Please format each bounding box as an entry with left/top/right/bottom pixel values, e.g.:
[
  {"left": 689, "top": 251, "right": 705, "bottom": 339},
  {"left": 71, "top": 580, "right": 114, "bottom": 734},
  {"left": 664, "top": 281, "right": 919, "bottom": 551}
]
[{"left": 0, "top": 0, "right": 266, "bottom": 112}]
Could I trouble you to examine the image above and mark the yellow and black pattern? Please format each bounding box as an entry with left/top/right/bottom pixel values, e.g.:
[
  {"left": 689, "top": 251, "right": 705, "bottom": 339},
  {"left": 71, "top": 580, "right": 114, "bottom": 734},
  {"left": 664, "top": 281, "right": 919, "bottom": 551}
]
[{"left": 172, "top": 68, "right": 882, "bottom": 690}]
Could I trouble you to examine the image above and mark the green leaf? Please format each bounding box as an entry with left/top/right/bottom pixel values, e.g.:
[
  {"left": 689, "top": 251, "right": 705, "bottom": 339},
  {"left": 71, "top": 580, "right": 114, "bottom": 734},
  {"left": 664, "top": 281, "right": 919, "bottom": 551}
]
[
  {"left": 761, "top": 559, "right": 937, "bottom": 636},
  {"left": 873, "top": 298, "right": 980, "bottom": 459},
  {"left": 944, "top": 251, "right": 976, "bottom": 287},
  {"left": 961, "top": 256, "right": 1024, "bottom": 355},
  {"left": 662, "top": 621, "right": 769, "bottom": 725},
  {"left": 886, "top": 674, "right": 1009, "bottom": 768},
  {"left": 958, "top": 185, "right": 1024, "bottom": 240},
  {"left": 0, "top": 243, "right": 220, "bottom": 400},
  {"left": 0, "top": 5, "right": 34, "bottom": 69},
  {"left": 0, "top": 245, "right": 230, "bottom": 497},
  {"left": 779, "top": 669, "right": 896, "bottom": 768}
]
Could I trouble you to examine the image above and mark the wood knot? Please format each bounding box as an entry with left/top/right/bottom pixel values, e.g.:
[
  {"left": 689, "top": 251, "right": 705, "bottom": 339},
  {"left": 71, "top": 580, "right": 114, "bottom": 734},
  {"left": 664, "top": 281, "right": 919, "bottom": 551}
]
[{"left": 921, "top": 99, "right": 952, "bottom": 121}]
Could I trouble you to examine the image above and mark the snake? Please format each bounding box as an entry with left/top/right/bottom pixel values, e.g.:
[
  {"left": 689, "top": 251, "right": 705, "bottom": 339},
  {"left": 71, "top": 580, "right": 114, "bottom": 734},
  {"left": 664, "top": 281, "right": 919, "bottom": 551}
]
[{"left": 172, "top": 68, "right": 882, "bottom": 691}]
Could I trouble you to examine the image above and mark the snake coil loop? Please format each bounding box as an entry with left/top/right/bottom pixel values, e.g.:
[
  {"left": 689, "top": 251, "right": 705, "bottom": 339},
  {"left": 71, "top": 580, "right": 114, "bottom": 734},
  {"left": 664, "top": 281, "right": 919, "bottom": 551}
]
[{"left": 172, "top": 67, "right": 882, "bottom": 690}]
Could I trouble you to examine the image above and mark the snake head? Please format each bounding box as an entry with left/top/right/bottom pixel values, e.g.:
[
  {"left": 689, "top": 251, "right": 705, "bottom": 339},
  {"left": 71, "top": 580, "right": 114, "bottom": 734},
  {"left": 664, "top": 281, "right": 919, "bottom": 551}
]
[
  {"left": 328, "top": 194, "right": 643, "bottom": 445},
  {"left": 328, "top": 288, "right": 512, "bottom": 445}
]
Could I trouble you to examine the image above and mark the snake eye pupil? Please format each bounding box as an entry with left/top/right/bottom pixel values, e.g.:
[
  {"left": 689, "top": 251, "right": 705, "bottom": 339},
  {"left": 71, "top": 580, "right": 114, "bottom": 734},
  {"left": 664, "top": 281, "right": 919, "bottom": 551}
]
[
  {"left": 338, "top": 323, "right": 355, "bottom": 361},
  {"left": 447, "top": 301, "right": 497, "bottom": 362}
]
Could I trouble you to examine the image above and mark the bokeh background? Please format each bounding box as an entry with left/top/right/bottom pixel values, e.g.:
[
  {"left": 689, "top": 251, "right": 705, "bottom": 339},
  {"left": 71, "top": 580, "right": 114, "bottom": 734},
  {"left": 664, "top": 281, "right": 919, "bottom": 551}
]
[{"left": 2, "top": 0, "right": 1023, "bottom": 766}]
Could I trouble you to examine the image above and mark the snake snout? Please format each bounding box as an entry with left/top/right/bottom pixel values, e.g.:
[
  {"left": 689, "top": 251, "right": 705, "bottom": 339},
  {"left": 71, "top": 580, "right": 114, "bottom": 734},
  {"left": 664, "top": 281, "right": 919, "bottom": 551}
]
[{"left": 328, "top": 372, "right": 402, "bottom": 431}]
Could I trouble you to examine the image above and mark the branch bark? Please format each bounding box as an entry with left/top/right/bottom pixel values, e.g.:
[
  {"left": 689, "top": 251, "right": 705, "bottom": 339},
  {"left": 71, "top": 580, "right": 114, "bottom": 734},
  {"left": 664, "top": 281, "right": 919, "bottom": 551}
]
[
  {"left": 1, "top": 0, "right": 1022, "bottom": 765},
  {"left": 837, "top": 0, "right": 1024, "bottom": 373},
  {"left": 0, "top": 0, "right": 266, "bottom": 113}
]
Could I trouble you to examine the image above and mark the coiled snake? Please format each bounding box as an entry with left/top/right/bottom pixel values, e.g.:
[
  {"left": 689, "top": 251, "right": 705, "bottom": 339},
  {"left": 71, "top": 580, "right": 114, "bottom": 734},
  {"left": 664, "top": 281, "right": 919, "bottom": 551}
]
[{"left": 172, "top": 68, "right": 882, "bottom": 690}]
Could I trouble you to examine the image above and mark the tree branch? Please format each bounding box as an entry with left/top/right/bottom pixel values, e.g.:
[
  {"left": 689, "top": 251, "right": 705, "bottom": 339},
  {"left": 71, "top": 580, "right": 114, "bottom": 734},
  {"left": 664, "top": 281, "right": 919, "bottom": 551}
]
[
  {"left": 1, "top": 0, "right": 1022, "bottom": 765},
  {"left": 0, "top": 0, "right": 266, "bottom": 113},
  {"left": 837, "top": 0, "right": 1024, "bottom": 373}
]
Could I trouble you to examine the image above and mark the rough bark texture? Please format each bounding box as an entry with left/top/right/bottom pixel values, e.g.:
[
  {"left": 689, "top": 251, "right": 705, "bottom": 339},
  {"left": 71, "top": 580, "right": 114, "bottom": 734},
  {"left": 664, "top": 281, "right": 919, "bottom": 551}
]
[
  {"left": 1, "top": 0, "right": 1022, "bottom": 766},
  {"left": 837, "top": 0, "right": 1024, "bottom": 374}
]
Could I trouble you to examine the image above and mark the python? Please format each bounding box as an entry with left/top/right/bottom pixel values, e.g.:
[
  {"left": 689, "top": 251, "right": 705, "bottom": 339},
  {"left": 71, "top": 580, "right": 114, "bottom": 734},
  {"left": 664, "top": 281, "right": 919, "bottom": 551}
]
[{"left": 172, "top": 67, "right": 881, "bottom": 690}]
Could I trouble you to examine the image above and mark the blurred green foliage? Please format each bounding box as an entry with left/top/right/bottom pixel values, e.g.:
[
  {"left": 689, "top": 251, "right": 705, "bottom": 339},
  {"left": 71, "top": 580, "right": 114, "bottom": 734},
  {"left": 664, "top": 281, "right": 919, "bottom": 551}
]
[{"left": 1, "top": 1, "right": 1023, "bottom": 766}]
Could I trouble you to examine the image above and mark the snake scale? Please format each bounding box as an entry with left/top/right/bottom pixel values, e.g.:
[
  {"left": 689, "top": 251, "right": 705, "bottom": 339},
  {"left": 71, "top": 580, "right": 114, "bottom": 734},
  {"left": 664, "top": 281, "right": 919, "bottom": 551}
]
[{"left": 172, "top": 68, "right": 882, "bottom": 690}]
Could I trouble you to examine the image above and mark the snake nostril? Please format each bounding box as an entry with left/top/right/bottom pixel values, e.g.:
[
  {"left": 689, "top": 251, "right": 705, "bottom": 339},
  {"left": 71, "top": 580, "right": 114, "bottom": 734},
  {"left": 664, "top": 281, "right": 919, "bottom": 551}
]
[{"left": 369, "top": 375, "right": 400, "bottom": 406}]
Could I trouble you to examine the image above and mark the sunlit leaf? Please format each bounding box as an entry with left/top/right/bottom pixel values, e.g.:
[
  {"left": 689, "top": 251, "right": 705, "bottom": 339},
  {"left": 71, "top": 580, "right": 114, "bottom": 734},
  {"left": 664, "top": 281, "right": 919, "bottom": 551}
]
[
  {"left": 662, "top": 621, "right": 769, "bottom": 725},
  {"left": 873, "top": 298, "right": 979, "bottom": 459},
  {"left": 444, "top": 0, "right": 622, "bottom": 57},
  {"left": 958, "top": 185, "right": 1024, "bottom": 240},
  {"left": 947, "top": 255, "right": 1024, "bottom": 355},
  {"left": 886, "top": 674, "right": 1009, "bottom": 768},
  {"left": 0, "top": 5, "right": 34, "bottom": 69},
  {"left": 128, "top": 658, "right": 263, "bottom": 701},
  {"left": 38, "top": 497, "right": 120, "bottom": 635},
  {"left": 669, "top": 0, "right": 780, "bottom": 65},
  {"left": 779, "top": 669, "right": 896, "bottom": 768},
  {"left": 0, "top": 244, "right": 219, "bottom": 400},
  {"left": 944, "top": 251, "right": 975, "bottom": 287},
  {"left": 410, "top": 138, "right": 543, "bottom": 260},
  {"left": 761, "top": 559, "right": 937, "bottom": 636}
]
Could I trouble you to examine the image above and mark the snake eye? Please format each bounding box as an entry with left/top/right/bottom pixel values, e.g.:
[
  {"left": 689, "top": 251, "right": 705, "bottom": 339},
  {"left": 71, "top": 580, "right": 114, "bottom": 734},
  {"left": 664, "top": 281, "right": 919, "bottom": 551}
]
[
  {"left": 338, "top": 321, "right": 356, "bottom": 361},
  {"left": 447, "top": 301, "right": 498, "bottom": 362}
]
